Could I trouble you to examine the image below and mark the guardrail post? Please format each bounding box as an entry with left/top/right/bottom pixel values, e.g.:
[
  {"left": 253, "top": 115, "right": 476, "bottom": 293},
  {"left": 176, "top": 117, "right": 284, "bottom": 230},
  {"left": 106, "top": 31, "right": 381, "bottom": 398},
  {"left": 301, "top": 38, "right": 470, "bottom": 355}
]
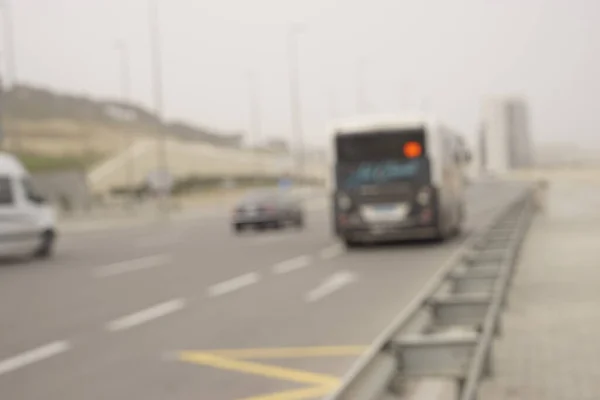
[
  {"left": 533, "top": 179, "right": 548, "bottom": 212},
  {"left": 482, "top": 345, "right": 494, "bottom": 378}
]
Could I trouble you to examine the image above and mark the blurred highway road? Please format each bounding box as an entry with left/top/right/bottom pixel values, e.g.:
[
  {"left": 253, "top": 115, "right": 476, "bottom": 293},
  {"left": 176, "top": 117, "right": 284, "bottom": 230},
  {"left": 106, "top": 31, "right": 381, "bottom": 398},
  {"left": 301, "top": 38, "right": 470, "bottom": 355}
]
[{"left": 0, "top": 181, "right": 528, "bottom": 400}]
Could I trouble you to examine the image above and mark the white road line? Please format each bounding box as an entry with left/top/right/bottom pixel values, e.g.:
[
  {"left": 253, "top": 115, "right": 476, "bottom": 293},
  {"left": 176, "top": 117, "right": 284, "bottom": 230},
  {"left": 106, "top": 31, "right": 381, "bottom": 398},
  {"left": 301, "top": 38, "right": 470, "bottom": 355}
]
[
  {"left": 252, "top": 236, "right": 286, "bottom": 246},
  {"left": 272, "top": 255, "right": 312, "bottom": 274},
  {"left": 137, "top": 235, "right": 180, "bottom": 248},
  {"left": 94, "top": 254, "right": 171, "bottom": 278},
  {"left": 305, "top": 271, "right": 357, "bottom": 303},
  {"left": 0, "top": 341, "right": 71, "bottom": 377},
  {"left": 207, "top": 273, "right": 260, "bottom": 297},
  {"left": 319, "top": 244, "right": 344, "bottom": 260},
  {"left": 106, "top": 299, "right": 186, "bottom": 332}
]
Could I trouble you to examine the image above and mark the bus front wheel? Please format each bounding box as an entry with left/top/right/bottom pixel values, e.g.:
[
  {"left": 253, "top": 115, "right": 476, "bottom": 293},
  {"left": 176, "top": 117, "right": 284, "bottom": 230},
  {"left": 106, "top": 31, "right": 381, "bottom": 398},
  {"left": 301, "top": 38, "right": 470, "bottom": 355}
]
[
  {"left": 343, "top": 238, "right": 362, "bottom": 249},
  {"left": 434, "top": 216, "right": 451, "bottom": 242}
]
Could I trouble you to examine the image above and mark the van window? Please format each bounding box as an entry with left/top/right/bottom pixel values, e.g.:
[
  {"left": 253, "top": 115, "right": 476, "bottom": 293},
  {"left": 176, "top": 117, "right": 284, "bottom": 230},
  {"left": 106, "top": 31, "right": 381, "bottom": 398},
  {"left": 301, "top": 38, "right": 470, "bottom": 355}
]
[
  {"left": 21, "top": 178, "right": 42, "bottom": 203},
  {"left": 0, "top": 176, "right": 14, "bottom": 205}
]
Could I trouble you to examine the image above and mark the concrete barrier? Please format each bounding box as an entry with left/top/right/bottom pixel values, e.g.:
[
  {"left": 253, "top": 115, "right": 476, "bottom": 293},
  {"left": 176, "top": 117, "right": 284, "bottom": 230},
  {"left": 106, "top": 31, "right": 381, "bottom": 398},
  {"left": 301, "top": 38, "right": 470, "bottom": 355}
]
[{"left": 88, "top": 137, "right": 329, "bottom": 194}]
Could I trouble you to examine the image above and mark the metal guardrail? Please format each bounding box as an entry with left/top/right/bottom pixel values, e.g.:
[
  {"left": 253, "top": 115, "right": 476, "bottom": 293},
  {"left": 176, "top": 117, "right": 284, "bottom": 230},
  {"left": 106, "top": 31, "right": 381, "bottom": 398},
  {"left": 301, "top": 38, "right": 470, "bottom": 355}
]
[{"left": 326, "top": 186, "right": 538, "bottom": 400}]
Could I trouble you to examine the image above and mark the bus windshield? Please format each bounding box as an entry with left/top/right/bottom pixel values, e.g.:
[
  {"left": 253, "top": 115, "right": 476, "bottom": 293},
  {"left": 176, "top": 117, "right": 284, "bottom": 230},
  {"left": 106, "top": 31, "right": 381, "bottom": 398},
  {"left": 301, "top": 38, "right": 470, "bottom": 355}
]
[
  {"left": 335, "top": 129, "right": 426, "bottom": 163},
  {"left": 335, "top": 129, "right": 430, "bottom": 188}
]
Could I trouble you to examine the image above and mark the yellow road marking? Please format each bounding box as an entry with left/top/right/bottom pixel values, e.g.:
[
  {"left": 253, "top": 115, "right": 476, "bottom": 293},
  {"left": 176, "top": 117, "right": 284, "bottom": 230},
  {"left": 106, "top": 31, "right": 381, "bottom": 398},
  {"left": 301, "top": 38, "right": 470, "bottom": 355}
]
[
  {"left": 204, "top": 346, "right": 366, "bottom": 360},
  {"left": 179, "top": 352, "right": 340, "bottom": 386},
  {"left": 240, "top": 384, "right": 337, "bottom": 400}
]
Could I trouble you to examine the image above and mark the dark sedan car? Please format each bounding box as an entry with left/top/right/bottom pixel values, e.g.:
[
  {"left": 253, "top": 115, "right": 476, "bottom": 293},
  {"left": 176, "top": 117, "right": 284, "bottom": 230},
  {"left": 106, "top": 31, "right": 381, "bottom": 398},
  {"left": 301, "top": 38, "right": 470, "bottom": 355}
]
[{"left": 232, "top": 190, "right": 304, "bottom": 233}]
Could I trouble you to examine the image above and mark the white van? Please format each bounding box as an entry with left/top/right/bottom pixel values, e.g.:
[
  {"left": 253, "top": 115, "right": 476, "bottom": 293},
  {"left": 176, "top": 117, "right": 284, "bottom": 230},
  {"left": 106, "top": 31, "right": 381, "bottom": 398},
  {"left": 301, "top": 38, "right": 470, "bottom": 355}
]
[{"left": 0, "top": 153, "right": 56, "bottom": 258}]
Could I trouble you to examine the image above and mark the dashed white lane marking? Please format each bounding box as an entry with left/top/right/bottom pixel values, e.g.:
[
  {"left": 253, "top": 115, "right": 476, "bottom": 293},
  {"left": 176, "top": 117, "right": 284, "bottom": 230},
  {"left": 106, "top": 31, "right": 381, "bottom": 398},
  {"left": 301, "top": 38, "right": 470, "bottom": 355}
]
[
  {"left": 272, "top": 255, "right": 313, "bottom": 274},
  {"left": 0, "top": 341, "right": 71, "bottom": 377},
  {"left": 319, "top": 244, "right": 344, "bottom": 260},
  {"left": 207, "top": 273, "right": 260, "bottom": 297},
  {"left": 305, "top": 271, "right": 357, "bottom": 303},
  {"left": 137, "top": 235, "right": 180, "bottom": 248},
  {"left": 106, "top": 299, "right": 186, "bottom": 332},
  {"left": 94, "top": 254, "right": 171, "bottom": 278},
  {"left": 251, "top": 236, "right": 286, "bottom": 246}
]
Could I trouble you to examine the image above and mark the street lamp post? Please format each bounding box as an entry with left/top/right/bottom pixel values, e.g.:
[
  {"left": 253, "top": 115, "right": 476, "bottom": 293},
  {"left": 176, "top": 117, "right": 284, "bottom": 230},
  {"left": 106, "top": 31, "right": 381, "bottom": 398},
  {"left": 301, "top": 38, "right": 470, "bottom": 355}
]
[
  {"left": 287, "top": 24, "right": 305, "bottom": 182},
  {"left": 1, "top": 0, "right": 19, "bottom": 151},
  {"left": 328, "top": 86, "right": 338, "bottom": 120},
  {"left": 247, "top": 69, "right": 262, "bottom": 179},
  {"left": 247, "top": 69, "right": 262, "bottom": 148},
  {"left": 115, "top": 40, "right": 135, "bottom": 195},
  {"left": 0, "top": 64, "right": 4, "bottom": 149},
  {"left": 356, "top": 57, "right": 368, "bottom": 114},
  {"left": 147, "top": 0, "right": 169, "bottom": 213},
  {"left": 115, "top": 41, "right": 131, "bottom": 105}
]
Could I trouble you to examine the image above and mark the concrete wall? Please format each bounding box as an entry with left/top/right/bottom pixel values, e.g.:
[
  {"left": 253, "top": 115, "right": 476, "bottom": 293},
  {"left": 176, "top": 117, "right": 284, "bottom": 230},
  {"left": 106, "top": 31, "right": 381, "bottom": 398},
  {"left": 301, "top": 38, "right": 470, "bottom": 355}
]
[{"left": 88, "top": 137, "right": 328, "bottom": 194}]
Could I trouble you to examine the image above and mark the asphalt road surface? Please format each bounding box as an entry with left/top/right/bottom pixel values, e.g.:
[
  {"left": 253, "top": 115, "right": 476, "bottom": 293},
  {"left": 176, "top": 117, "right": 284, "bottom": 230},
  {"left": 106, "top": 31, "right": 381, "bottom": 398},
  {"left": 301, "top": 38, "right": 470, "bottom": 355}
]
[{"left": 0, "top": 181, "right": 528, "bottom": 400}]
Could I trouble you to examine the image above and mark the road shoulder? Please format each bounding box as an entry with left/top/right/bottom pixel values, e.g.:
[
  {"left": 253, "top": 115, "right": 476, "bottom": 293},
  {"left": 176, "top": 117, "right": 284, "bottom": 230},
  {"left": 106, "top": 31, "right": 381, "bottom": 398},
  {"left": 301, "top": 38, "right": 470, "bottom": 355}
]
[{"left": 480, "top": 180, "right": 600, "bottom": 400}]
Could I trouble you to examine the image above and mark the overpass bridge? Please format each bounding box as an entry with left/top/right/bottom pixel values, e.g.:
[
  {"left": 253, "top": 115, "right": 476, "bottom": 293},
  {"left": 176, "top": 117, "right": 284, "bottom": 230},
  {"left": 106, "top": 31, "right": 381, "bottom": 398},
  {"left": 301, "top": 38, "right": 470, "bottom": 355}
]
[{"left": 87, "top": 137, "right": 329, "bottom": 194}]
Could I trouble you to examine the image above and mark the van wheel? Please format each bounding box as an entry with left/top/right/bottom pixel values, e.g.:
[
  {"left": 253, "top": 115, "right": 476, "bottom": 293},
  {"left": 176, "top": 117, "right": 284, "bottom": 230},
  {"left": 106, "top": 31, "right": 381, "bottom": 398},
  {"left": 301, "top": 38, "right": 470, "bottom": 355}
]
[{"left": 35, "top": 230, "right": 55, "bottom": 259}]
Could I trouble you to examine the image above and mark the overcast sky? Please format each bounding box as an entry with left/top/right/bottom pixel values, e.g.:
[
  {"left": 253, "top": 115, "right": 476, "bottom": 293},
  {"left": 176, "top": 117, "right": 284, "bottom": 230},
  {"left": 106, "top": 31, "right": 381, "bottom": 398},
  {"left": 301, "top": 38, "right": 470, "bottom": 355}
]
[{"left": 3, "top": 0, "right": 599, "bottom": 149}]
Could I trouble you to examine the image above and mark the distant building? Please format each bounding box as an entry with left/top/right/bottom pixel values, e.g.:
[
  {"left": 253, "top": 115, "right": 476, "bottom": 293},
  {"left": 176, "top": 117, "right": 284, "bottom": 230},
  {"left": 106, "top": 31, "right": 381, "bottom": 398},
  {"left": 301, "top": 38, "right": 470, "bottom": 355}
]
[
  {"left": 479, "top": 97, "right": 534, "bottom": 174},
  {"left": 507, "top": 99, "right": 533, "bottom": 168}
]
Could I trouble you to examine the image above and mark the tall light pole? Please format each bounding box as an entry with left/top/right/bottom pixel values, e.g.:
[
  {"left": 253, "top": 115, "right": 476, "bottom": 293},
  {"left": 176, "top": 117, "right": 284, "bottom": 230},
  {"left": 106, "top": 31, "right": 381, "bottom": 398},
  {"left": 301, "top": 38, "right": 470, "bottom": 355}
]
[
  {"left": 328, "top": 86, "right": 338, "bottom": 121},
  {"left": 0, "top": 62, "right": 4, "bottom": 149},
  {"left": 247, "top": 69, "right": 262, "bottom": 179},
  {"left": 287, "top": 24, "right": 305, "bottom": 181},
  {"left": 115, "top": 41, "right": 131, "bottom": 105},
  {"left": 1, "top": 0, "right": 19, "bottom": 151},
  {"left": 356, "top": 57, "right": 368, "bottom": 114},
  {"left": 115, "top": 40, "right": 135, "bottom": 194},
  {"left": 148, "top": 0, "right": 169, "bottom": 211},
  {"left": 247, "top": 69, "right": 262, "bottom": 148}
]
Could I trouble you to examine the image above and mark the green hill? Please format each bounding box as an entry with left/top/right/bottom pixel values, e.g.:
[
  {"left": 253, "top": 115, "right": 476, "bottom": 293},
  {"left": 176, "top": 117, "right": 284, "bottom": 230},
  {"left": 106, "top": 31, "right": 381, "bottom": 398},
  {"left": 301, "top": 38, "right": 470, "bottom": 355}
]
[{"left": 0, "top": 83, "right": 250, "bottom": 171}]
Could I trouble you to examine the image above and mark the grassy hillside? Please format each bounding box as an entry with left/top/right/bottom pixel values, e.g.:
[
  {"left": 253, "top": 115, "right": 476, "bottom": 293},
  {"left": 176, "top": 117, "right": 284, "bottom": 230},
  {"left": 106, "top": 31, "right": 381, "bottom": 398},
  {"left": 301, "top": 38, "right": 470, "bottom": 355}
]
[
  {"left": 16, "top": 152, "right": 102, "bottom": 173},
  {"left": 3, "top": 84, "right": 244, "bottom": 144},
  {"left": 0, "top": 84, "right": 250, "bottom": 170}
]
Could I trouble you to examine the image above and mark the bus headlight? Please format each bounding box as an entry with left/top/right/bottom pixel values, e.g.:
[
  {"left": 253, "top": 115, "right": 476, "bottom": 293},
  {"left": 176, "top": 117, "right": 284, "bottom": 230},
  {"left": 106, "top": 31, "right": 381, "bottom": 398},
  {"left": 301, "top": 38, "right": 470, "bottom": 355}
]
[
  {"left": 337, "top": 193, "right": 352, "bottom": 210},
  {"left": 416, "top": 187, "right": 431, "bottom": 205}
]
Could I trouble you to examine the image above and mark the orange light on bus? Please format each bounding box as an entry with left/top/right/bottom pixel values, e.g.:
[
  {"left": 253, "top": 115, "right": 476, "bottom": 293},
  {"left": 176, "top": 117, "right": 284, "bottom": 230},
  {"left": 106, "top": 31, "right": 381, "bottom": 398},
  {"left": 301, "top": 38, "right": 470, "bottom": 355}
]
[{"left": 403, "top": 141, "right": 422, "bottom": 158}]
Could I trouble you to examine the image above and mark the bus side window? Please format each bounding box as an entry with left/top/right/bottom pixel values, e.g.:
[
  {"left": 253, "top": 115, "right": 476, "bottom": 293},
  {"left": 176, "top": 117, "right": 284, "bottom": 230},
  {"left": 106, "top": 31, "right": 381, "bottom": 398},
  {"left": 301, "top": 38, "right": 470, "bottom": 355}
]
[
  {"left": 448, "top": 135, "right": 461, "bottom": 165},
  {"left": 443, "top": 133, "right": 455, "bottom": 164}
]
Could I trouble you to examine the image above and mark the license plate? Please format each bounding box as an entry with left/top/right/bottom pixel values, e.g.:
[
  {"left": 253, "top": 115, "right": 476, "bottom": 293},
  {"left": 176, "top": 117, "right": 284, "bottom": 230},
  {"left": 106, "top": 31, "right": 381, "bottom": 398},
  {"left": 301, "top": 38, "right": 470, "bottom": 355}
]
[
  {"left": 371, "top": 204, "right": 405, "bottom": 214},
  {"left": 373, "top": 204, "right": 396, "bottom": 212},
  {"left": 361, "top": 203, "right": 409, "bottom": 223}
]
